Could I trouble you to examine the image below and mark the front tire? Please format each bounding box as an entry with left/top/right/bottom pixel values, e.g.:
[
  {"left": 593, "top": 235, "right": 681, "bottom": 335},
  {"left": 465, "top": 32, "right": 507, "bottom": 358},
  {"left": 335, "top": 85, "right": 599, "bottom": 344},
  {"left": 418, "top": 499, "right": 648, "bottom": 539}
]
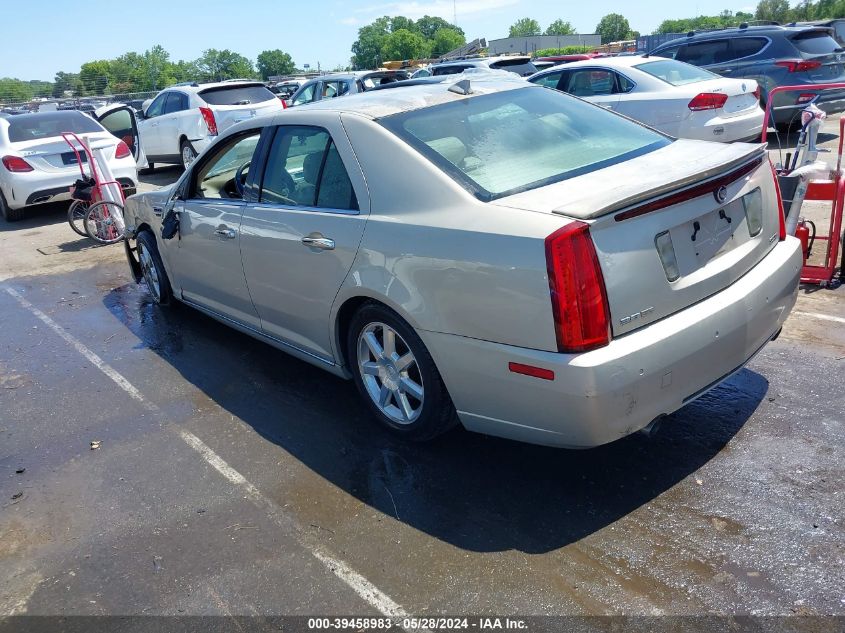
[
  {"left": 136, "top": 230, "right": 173, "bottom": 305},
  {"left": 347, "top": 303, "right": 457, "bottom": 441},
  {"left": 0, "top": 191, "right": 25, "bottom": 222}
]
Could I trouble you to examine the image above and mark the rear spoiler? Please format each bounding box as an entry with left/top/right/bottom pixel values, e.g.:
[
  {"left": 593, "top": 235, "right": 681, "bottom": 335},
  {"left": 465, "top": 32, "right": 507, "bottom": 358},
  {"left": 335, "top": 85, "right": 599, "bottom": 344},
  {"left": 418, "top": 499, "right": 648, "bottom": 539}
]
[{"left": 551, "top": 145, "right": 767, "bottom": 220}]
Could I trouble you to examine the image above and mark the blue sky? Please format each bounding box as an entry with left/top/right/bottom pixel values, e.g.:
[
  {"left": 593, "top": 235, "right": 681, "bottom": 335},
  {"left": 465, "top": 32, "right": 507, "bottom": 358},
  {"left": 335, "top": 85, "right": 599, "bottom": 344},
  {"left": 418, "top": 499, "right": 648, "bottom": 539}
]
[{"left": 2, "top": 0, "right": 757, "bottom": 80}]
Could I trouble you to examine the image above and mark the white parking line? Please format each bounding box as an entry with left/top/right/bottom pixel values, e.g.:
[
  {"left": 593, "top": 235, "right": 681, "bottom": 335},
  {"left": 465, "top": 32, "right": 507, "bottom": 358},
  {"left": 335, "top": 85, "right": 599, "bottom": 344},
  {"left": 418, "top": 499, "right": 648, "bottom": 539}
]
[
  {"left": 181, "top": 429, "right": 410, "bottom": 619},
  {"left": 793, "top": 310, "right": 845, "bottom": 325},
  {"left": 4, "top": 286, "right": 157, "bottom": 413},
  {"left": 3, "top": 284, "right": 410, "bottom": 619}
]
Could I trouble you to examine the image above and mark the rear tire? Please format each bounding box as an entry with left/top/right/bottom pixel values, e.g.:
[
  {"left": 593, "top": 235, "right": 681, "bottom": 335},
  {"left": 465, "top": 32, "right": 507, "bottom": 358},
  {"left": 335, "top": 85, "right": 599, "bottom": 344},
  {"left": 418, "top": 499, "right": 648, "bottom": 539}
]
[
  {"left": 136, "top": 230, "right": 172, "bottom": 305},
  {"left": 347, "top": 303, "right": 457, "bottom": 442},
  {"left": 0, "top": 191, "right": 25, "bottom": 222},
  {"left": 180, "top": 140, "right": 197, "bottom": 169}
]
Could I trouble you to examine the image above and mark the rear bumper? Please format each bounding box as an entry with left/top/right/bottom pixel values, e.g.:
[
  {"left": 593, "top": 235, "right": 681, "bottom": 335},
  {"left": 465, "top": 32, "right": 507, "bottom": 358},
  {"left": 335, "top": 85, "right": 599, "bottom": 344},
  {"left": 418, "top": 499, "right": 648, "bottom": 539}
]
[
  {"left": 421, "top": 237, "right": 802, "bottom": 448},
  {"left": 680, "top": 108, "right": 764, "bottom": 143},
  {"left": 3, "top": 163, "right": 137, "bottom": 210}
]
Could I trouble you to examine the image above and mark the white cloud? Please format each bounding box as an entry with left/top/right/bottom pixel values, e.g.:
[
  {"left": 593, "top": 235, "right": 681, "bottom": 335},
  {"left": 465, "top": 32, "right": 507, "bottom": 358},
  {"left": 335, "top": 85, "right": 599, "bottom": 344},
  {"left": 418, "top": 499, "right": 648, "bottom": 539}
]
[{"left": 339, "top": 16, "right": 361, "bottom": 25}]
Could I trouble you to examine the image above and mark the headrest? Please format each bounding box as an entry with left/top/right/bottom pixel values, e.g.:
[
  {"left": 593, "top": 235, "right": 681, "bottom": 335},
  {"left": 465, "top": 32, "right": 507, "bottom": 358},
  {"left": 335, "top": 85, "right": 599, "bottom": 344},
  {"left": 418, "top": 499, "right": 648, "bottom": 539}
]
[{"left": 428, "top": 136, "right": 467, "bottom": 166}]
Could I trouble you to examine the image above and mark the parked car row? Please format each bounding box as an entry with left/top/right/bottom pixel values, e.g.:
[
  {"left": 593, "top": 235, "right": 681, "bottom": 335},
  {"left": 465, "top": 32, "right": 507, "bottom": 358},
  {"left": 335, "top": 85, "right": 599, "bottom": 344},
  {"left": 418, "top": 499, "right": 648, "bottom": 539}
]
[{"left": 528, "top": 56, "right": 764, "bottom": 142}]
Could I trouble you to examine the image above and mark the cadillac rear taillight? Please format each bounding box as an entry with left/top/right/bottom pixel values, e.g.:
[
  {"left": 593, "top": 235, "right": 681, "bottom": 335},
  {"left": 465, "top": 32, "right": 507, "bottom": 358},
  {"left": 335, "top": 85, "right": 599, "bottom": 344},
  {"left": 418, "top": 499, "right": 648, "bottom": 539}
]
[
  {"left": 1, "top": 155, "right": 34, "bottom": 172},
  {"left": 769, "top": 160, "right": 787, "bottom": 240},
  {"left": 199, "top": 107, "right": 218, "bottom": 135},
  {"left": 114, "top": 141, "right": 131, "bottom": 159},
  {"left": 688, "top": 93, "right": 729, "bottom": 111},
  {"left": 753, "top": 85, "right": 761, "bottom": 101},
  {"left": 545, "top": 221, "right": 610, "bottom": 353},
  {"left": 775, "top": 59, "right": 822, "bottom": 73}
]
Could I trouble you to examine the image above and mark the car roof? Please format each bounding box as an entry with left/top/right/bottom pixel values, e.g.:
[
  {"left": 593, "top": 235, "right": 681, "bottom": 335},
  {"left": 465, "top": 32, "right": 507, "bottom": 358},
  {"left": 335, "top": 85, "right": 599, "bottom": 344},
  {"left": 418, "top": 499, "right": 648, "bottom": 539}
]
[
  {"left": 654, "top": 23, "right": 831, "bottom": 49},
  {"left": 286, "top": 72, "right": 530, "bottom": 119},
  {"left": 161, "top": 80, "right": 268, "bottom": 93},
  {"left": 535, "top": 55, "right": 663, "bottom": 72}
]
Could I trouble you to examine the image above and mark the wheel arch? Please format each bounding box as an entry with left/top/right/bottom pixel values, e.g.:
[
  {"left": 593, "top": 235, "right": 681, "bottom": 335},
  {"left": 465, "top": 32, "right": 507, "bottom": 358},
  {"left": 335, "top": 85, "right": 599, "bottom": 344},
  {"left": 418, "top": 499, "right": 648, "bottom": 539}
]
[{"left": 332, "top": 292, "right": 425, "bottom": 373}]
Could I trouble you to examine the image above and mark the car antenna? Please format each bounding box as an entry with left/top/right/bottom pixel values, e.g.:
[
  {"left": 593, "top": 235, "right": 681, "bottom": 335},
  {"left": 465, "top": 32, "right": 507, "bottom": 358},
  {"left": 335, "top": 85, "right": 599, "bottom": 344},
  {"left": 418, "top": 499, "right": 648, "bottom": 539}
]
[{"left": 448, "top": 79, "right": 473, "bottom": 95}]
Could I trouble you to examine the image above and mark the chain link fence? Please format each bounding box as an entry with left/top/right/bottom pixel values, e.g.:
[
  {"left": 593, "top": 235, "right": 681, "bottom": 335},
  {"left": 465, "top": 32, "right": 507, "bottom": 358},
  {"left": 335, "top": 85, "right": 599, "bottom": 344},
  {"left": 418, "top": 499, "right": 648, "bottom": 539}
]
[{"left": 1, "top": 90, "right": 161, "bottom": 113}]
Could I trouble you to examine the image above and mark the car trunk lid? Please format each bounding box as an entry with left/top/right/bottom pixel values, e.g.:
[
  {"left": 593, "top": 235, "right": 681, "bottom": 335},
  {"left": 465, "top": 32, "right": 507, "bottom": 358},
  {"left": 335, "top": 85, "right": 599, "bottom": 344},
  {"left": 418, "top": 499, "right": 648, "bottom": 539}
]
[
  {"left": 10, "top": 134, "right": 115, "bottom": 172},
  {"left": 494, "top": 140, "right": 780, "bottom": 337}
]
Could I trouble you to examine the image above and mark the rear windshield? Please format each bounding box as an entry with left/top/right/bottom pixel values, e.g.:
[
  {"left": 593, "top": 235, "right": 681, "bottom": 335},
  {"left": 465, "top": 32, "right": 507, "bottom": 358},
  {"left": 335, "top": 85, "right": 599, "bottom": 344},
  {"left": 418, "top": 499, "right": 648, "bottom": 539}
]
[
  {"left": 380, "top": 86, "right": 670, "bottom": 201},
  {"left": 199, "top": 84, "right": 276, "bottom": 106},
  {"left": 7, "top": 111, "right": 102, "bottom": 142},
  {"left": 432, "top": 65, "right": 471, "bottom": 76},
  {"left": 489, "top": 59, "right": 538, "bottom": 76},
  {"left": 635, "top": 59, "right": 719, "bottom": 85},
  {"left": 791, "top": 30, "right": 843, "bottom": 54}
]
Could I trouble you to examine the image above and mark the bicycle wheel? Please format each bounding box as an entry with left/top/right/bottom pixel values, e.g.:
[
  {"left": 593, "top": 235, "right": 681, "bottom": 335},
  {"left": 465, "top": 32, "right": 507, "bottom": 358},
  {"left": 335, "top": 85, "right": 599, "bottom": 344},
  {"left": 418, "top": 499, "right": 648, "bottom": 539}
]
[
  {"left": 84, "top": 200, "right": 125, "bottom": 245},
  {"left": 67, "top": 200, "right": 90, "bottom": 237}
]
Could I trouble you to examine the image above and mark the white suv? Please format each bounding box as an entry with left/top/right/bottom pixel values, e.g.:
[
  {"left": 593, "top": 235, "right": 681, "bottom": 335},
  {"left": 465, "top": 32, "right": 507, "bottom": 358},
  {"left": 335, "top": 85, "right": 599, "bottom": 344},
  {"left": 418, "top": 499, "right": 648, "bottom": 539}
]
[
  {"left": 427, "top": 56, "right": 538, "bottom": 77},
  {"left": 127, "top": 81, "right": 284, "bottom": 170}
]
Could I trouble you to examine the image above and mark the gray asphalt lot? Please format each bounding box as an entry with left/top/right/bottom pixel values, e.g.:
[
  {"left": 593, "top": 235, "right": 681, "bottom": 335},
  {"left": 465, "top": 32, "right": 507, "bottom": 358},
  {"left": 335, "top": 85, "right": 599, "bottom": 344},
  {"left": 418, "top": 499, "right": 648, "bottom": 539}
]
[{"left": 0, "top": 132, "right": 843, "bottom": 623}]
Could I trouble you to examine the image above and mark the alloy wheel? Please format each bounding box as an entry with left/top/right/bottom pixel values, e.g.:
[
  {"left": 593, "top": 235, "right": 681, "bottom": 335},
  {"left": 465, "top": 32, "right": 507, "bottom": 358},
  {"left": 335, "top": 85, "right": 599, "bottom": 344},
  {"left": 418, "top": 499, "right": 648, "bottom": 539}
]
[
  {"left": 357, "top": 322, "right": 424, "bottom": 425},
  {"left": 138, "top": 242, "right": 161, "bottom": 302},
  {"left": 182, "top": 143, "right": 196, "bottom": 168}
]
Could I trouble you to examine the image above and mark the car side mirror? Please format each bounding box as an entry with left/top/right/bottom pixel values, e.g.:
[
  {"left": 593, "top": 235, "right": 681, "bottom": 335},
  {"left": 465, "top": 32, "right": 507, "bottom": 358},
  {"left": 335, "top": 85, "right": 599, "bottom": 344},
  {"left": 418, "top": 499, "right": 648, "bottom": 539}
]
[{"left": 136, "top": 109, "right": 146, "bottom": 120}]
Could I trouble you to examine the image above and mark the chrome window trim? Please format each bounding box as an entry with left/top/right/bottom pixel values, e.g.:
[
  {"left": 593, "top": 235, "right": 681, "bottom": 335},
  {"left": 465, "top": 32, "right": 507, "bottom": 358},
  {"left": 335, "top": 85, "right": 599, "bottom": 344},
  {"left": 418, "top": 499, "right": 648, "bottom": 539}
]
[{"left": 248, "top": 202, "right": 360, "bottom": 216}]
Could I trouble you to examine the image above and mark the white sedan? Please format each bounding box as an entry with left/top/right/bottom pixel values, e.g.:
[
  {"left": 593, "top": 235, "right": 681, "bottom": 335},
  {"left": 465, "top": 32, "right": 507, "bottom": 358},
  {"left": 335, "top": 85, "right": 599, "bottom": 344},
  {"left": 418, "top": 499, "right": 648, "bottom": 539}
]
[
  {"left": 528, "top": 56, "right": 764, "bottom": 143},
  {"left": 0, "top": 110, "right": 138, "bottom": 222}
]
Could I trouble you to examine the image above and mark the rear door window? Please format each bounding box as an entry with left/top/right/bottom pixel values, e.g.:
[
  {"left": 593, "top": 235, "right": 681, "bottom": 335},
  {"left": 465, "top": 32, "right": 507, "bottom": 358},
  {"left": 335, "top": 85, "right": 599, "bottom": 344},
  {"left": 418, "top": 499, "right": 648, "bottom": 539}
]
[
  {"left": 564, "top": 69, "right": 617, "bottom": 96},
  {"left": 731, "top": 37, "right": 769, "bottom": 59},
  {"left": 791, "top": 30, "right": 843, "bottom": 54},
  {"left": 163, "top": 92, "right": 187, "bottom": 114},
  {"left": 676, "top": 39, "right": 732, "bottom": 65},
  {"left": 321, "top": 81, "right": 349, "bottom": 99},
  {"left": 199, "top": 85, "right": 276, "bottom": 106}
]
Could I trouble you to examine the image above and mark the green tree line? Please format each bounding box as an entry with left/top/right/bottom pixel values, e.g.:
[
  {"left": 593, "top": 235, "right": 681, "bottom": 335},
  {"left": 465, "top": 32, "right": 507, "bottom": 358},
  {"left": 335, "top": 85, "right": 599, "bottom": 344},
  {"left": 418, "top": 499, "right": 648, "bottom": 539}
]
[
  {"left": 657, "top": 1, "right": 845, "bottom": 33},
  {"left": 351, "top": 15, "right": 466, "bottom": 69},
  {"left": 1, "top": 45, "right": 298, "bottom": 103}
]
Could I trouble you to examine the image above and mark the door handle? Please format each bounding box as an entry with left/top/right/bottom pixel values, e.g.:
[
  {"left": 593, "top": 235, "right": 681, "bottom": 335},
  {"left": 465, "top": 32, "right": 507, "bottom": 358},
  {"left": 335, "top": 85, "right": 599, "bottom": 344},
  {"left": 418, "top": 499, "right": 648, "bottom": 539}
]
[
  {"left": 215, "top": 227, "right": 237, "bottom": 239},
  {"left": 301, "top": 235, "right": 335, "bottom": 250}
]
